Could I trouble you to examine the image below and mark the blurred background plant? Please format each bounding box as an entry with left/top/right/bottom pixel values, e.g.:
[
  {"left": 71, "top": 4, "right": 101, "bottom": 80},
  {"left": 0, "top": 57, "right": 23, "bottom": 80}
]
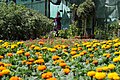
[{"left": 0, "top": 1, "right": 53, "bottom": 40}]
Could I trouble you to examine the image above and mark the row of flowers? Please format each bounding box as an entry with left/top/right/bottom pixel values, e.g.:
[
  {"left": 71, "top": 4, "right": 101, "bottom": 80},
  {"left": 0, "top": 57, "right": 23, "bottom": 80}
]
[{"left": 0, "top": 38, "right": 120, "bottom": 80}]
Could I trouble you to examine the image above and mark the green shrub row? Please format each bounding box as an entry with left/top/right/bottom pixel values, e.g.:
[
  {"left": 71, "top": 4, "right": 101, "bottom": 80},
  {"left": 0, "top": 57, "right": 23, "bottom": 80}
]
[{"left": 0, "top": 1, "right": 53, "bottom": 40}]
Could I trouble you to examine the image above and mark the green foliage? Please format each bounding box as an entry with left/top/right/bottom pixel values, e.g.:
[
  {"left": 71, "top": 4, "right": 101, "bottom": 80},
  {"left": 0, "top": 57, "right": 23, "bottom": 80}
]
[
  {"left": 94, "top": 21, "right": 120, "bottom": 39},
  {"left": 0, "top": 1, "right": 53, "bottom": 40},
  {"left": 58, "top": 22, "right": 81, "bottom": 39},
  {"left": 77, "top": 0, "right": 95, "bottom": 18}
]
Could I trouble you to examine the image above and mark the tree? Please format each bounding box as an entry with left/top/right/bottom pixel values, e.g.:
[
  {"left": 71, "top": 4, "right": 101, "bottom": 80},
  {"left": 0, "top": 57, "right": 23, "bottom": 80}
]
[{"left": 77, "top": 0, "right": 95, "bottom": 37}]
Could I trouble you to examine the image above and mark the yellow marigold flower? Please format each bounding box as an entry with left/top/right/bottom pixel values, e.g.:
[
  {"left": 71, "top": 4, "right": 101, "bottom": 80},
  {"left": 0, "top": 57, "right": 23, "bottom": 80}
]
[
  {"left": 95, "top": 72, "right": 106, "bottom": 80},
  {"left": 108, "top": 64, "right": 116, "bottom": 70},
  {"left": 16, "top": 50, "right": 24, "bottom": 54},
  {"left": 74, "top": 43, "right": 79, "bottom": 46},
  {"left": 46, "top": 78, "right": 57, "bottom": 80},
  {"left": 87, "top": 71, "right": 96, "bottom": 77},
  {"left": 17, "top": 41, "right": 24, "bottom": 45},
  {"left": 62, "top": 45, "right": 68, "bottom": 49},
  {"left": 10, "top": 76, "right": 21, "bottom": 80},
  {"left": 38, "top": 56, "right": 42, "bottom": 59},
  {"left": 108, "top": 73, "right": 113, "bottom": 79},
  {"left": 103, "top": 53, "right": 107, "bottom": 56},
  {"left": 72, "top": 54, "right": 80, "bottom": 58},
  {"left": 102, "top": 66, "right": 109, "bottom": 71},
  {"left": 37, "top": 65, "right": 46, "bottom": 71},
  {"left": 34, "top": 46, "right": 41, "bottom": 50},
  {"left": 41, "top": 47, "right": 48, "bottom": 50},
  {"left": 113, "top": 76, "right": 120, "bottom": 80},
  {"left": 113, "top": 58, "right": 119, "bottom": 62},
  {"left": 63, "top": 68, "right": 70, "bottom": 75},
  {"left": 29, "top": 45, "right": 35, "bottom": 49},
  {"left": 50, "top": 48, "right": 56, "bottom": 52},
  {"left": 70, "top": 51, "right": 77, "bottom": 55},
  {"left": 88, "top": 48, "right": 92, "bottom": 52},
  {"left": 86, "top": 45, "right": 91, "bottom": 48},
  {"left": 114, "top": 52, "right": 120, "bottom": 55},
  {"left": 35, "top": 52, "right": 41, "bottom": 56},
  {"left": 2, "top": 69, "right": 10, "bottom": 75},
  {"left": 71, "top": 48, "right": 77, "bottom": 51},
  {"left": 11, "top": 44, "right": 18, "bottom": 49},
  {"left": 108, "top": 72, "right": 119, "bottom": 79},
  {"left": 0, "top": 40, "right": 3, "bottom": 43},
  {"left": 86, "top": 60, "right": 89, "bottom": 64}
]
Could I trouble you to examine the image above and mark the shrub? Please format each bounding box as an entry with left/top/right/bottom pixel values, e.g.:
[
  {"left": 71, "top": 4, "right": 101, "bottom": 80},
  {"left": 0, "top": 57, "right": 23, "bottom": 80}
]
[{"left": 0, "top": 1, "right": 53, "bottom": 40}]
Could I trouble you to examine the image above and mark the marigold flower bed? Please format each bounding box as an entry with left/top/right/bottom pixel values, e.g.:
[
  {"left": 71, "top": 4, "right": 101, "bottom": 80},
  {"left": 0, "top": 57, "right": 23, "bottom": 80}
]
[{"left": 0, "top": 38, "right": 120, "bottom": 80}]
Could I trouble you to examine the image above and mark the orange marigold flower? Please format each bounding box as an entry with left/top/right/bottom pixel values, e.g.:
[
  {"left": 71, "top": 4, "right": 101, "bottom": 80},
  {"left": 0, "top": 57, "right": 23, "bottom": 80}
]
[
  {"left": 92, "top": 60, "right": 98, "bottom": 65},
  {"left": 4, "top": 63, "right": 12, "bottom": 67},
  {"left": 46, "top": 78, "right": 57, "bottom": 80},
  {"left": 0, "top": 72, "right": 3, "bottom": 77},
  {"left": 26, "top": 61, "right": 32, "bottom": 65},
  {"left": 28, "top": 58, "right": 34, "bottom": 62},
  {"left": 0, "top": 56, "right": 3, "bottom": 59},
  {"left": 63, "top": 68, "right": 70, "bottom": 75},
  {"left": 89, "top": 54, "right": 94, "bottom": 57},
  {"left": 52, "top": 55, "right": 59, "bottom": 61},
  {"left": 78, "top": 47, "right": 82, "bottom": 51},
  {"left": 79, "top": 52, "right": 84, "bottom": 56},
  {"left": 96, "top": 67, "right": 103, "bottom": 72},
  {"left": 34, "top": 59, "right": 44, "bottom": 64},
  {"left": 0, "top": 62, "right": 4, "bottom": 66},
  {"left": 6, "top": 53, "right": 13, "bottom": 57},
  {"left": 25, "top": 52, "right": 30, "bottom": 57},
  {"left": 39, "top": 41, "right": 44, "bottom": 45},
  {"left": 42, "top": 72, "right": 52, "bottom": 79},
  {"left": 10, "top": 76, "right": 21, "bottom": 80},
  {"left": 82, "top": 50, "right": 87, "bottom": 54},
  {"left": 59, "top": 63, "right": 67, "bottom": 67},
  {"left": 37, "top": 65, "right": 46, "bottom": 71},
  {"left": 0, "top": 66, "right": 6, "bottom": 71}
]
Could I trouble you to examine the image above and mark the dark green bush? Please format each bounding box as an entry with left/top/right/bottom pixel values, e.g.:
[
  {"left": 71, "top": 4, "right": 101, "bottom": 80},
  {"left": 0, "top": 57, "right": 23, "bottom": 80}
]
[{"left": 0, "top": 1, "right": 53, "bottom": 40}]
